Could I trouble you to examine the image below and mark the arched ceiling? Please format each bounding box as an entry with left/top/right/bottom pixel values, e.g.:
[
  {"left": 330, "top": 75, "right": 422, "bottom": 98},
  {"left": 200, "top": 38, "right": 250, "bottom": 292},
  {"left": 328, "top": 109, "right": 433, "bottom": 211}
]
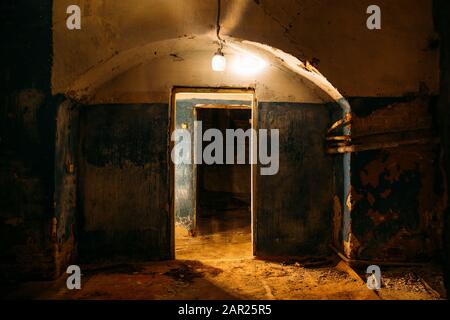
[
  {"left": 53, "top": 0, "right": 439, "bottom": 99},
  {"left": 63, "top": 35, "right": 346, "bottom": 104}
]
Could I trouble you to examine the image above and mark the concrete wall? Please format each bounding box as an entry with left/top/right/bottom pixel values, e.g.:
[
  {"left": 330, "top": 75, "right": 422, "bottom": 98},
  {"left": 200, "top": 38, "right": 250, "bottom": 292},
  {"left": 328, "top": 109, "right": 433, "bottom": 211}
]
[
  {"left": 256, "top": 102, "right": 336, "bottom": 256},
  {"left": 340, "top": 97, "right": 444, "bottom": 262},
  {"left": 77, "top": 104, "right": 170, "bottom": 261}
]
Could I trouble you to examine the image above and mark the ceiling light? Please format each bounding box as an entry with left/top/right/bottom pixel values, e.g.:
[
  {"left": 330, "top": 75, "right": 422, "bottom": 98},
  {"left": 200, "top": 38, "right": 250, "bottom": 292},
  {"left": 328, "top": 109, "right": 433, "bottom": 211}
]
[
  {"left": 212, "top": 49, "right": 226, "bottom": 72},
  {"left": 212, "top": 0, "right": 226, "bottom": 72}
]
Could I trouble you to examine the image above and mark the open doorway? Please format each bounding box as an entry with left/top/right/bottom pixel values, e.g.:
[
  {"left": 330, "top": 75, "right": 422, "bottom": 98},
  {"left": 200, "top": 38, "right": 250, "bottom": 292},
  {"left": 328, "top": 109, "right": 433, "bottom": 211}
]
[
  {"left": 196, "top": 107, "right": 251, "bottom": 236},
  {"left": 171, "top": 88, "right": 255, "bottom": 260}
]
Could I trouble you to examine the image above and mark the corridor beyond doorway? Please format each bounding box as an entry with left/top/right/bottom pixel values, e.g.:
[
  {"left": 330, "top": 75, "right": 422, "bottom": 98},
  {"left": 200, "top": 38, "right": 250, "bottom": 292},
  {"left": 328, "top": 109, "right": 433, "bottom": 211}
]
[{"left": 176, "top": 106, "right": 252, "bottom": 261}]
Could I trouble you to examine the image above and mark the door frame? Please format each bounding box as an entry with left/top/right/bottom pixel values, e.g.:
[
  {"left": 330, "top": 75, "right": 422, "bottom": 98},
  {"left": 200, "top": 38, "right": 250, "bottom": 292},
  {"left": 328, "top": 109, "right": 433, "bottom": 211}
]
[{"left": 169, "top": 87, "right": 257, "bottom": 259}]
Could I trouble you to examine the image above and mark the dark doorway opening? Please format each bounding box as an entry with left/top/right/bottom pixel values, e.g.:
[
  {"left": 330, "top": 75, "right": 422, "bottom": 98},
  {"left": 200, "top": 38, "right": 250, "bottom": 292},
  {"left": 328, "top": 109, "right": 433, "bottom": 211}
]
[
  {"left": 196, "top": 108, "right": 252, "bottom": 238},
  {"left": 174, "top": 101, "right": 253, "bottom": 261}
]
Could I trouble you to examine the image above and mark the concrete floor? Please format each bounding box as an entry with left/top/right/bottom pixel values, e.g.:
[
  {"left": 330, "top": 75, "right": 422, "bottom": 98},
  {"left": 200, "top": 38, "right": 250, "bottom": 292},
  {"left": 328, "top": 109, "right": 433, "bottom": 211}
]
[
  {"left": 2, "top": 206, "right": 446, "bottom": 300},
  {"left": 176, "top": 204, "right": 252, "bottom": 261}
]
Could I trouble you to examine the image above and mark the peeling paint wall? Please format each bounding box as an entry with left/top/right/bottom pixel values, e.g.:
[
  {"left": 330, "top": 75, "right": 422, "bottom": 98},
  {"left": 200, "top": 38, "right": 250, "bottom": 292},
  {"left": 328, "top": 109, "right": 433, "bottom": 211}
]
[
  {"left": 334, "top": 97, "right": 445, "bottom": 262},
  {"left": 54, "top": 99, "right": 79, "bottom": 274},
  {"left": 174, "top": 99, "right": 196, "bottom": 231}
]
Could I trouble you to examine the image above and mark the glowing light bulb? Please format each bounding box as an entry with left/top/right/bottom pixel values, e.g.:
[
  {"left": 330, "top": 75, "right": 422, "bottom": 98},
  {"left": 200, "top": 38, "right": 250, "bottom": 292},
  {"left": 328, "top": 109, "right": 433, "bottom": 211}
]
[{"left": 212, "top": 51, "right": 226, "bottom": 72}]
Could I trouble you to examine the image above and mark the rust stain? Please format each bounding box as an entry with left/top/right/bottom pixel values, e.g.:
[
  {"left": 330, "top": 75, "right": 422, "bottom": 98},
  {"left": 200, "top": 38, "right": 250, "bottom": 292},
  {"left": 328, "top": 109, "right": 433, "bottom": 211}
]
[
  {"left": 359, "top": 159, "right": 385, "bottom": 188},
  {"left": 366, "top": 209, "right": 394, "bottom": 227},
  {"left": 350, "top": 188, "right": 364, "bottom": 204},
  {"left": 367, "top": 210, "right": 383, "bottom": 226},
  {"left": 354, "top": 145, "right": 444, "bottom": 261}
]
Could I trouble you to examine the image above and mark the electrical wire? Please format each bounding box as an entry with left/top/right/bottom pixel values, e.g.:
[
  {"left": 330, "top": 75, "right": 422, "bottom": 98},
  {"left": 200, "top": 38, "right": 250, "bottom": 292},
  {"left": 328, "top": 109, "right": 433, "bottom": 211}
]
[{"left": 216, "top": 0, "right": 224, "bottom": 51}]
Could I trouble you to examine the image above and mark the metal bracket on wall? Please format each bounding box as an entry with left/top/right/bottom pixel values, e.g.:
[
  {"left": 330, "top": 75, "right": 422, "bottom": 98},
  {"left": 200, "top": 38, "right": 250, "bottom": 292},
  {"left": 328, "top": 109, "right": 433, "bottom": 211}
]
[
  {"left": 326, "top": 113, "right": 352, "bottom": 154},
  {"left": 327, "top": 136, "right": 440, "bottom": 154},
  {"left": 326, "top": 113, "right": 439, "bottom": 154}
]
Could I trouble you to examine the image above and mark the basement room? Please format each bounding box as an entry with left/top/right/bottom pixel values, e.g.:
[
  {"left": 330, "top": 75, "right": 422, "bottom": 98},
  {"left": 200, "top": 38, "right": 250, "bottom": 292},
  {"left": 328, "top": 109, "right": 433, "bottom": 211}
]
[{"left": 1, "top": 0, "right": 450, "bottom": 308}]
